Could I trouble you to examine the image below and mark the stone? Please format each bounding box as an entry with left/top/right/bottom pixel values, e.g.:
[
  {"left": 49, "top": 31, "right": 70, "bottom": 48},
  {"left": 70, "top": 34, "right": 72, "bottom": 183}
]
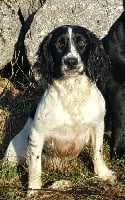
[
  {"left": 0, "top": 0, "right": 43, "bottom": 70},
  {"left": 0, "top": 1, "right": 20, "bottom": 70},
  {"left": 25, "top": 0, "right": 123, "bottom": 66}
]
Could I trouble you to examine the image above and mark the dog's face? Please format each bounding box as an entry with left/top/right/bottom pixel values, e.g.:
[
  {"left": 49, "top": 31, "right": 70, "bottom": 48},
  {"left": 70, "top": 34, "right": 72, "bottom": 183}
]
[
  {"left": 33, "top": 25, "right": 111, "bottom": 92},
  {"left": 49, "top": 25, "right": 91, "bottom": 79}
]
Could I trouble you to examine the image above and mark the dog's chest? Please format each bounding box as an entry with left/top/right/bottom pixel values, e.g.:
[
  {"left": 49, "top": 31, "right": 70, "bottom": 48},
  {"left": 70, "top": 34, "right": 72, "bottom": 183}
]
[
  {"left": 36, "top": 76, "right": 104, "bottom": 128},
  {"left": 34, "top": 76, "right": 105, "bottom": 158}
]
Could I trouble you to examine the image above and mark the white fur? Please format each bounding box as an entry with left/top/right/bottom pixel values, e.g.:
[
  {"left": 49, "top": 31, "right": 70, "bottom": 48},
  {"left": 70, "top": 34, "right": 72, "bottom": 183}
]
[{"left": 4, "top": 74, "right": 116, "bottom": 195}]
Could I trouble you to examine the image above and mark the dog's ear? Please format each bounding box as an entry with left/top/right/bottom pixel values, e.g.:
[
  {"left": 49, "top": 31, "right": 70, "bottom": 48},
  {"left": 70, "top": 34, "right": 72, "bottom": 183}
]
[
  {"left": 87, "top": 41, "right": 112, "bottom": 96},
  {"left": 30, "top": 33, "right": 54, "bottom": 87}
]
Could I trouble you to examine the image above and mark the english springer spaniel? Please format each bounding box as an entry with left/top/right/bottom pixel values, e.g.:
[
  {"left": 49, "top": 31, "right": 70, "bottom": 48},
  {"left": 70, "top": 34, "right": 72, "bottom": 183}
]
[
  {"left": 4, "top": 25, "right": 115, "bottom": 196},
  {"left": 102, "top": 0, "right": 125, "bottom": 158}
]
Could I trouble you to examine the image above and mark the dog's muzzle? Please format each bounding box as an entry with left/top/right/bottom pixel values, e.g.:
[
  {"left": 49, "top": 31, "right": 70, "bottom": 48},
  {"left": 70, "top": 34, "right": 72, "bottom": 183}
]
[
  {"left": 63, "top": 57, "right": 84, "bottom": 75},
  {"left": 64, "top": 57, "right": 78, "bottom": 69}
]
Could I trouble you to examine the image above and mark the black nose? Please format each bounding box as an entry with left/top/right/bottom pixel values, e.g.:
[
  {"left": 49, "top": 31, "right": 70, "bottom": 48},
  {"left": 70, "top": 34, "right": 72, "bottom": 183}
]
[{"left": 64, "top": 57, "right": 78, "bottom": 69}]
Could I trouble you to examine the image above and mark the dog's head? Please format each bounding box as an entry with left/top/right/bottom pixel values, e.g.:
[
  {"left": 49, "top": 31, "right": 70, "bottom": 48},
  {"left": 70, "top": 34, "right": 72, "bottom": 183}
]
[
  {"left": 49, "top": 25, "right": 92, "bottom": 79},
  {"left": 32, "top": 25, "right": 111, "bottom": 93}
]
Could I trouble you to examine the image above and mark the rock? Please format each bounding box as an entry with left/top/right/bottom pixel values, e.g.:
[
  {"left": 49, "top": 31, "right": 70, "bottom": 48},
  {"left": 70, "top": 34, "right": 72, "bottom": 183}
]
[
  {"left": 0, "top": 0, "right": 123, "bottom": 71},
  {"left": 48, "top": 180, "right": 73, "bottom": 191},
  {"left": 25, "top": 0, "right": 123, "bottom": 66},
  {"left": 18, "top": 0, "right": 43, "bottom": 21},
  {"left": 0, "top": 0, "right": 44, "bottom": 70},
  {"left": 0, "top": 1, "right": 21, "bottom": 70}
]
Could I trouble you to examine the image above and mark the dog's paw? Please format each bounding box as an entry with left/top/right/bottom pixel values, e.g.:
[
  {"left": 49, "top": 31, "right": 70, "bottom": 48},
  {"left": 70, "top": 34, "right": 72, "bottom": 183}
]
[{"left": 99, "top": 170, "right": 117, "bottom": 184}]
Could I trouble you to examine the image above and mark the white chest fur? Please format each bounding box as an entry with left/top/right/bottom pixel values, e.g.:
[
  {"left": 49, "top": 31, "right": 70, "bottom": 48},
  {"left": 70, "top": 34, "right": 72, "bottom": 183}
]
[
  {"left": 33, "top": 75, "right": 105, "bottom": 158},
  {"left": 34, "top": 75, "right": 105, "bottom": 130}
]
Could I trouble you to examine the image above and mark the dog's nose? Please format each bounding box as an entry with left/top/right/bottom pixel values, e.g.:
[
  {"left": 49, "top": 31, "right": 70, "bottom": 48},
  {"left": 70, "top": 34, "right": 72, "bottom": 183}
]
[{"left": 64, "top": 57, "right": 78, "bottom": 69}]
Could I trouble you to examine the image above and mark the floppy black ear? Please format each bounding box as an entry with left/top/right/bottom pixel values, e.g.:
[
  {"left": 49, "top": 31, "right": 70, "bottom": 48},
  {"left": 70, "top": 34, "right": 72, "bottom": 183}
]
[
  {"left": 87, "top": 41, "right": 112, "bottom": 96},
  {"left": 31, "top": 33, "right": 54, "bottom": 87}
]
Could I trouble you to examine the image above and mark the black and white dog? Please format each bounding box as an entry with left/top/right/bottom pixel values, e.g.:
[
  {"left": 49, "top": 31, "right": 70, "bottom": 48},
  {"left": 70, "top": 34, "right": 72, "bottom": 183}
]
[
  {"left": 102, "top": 0, "right": 125, "bottom": 158},
  {"left": 4, "top": 25, "right": 115, "bottom": 195}
]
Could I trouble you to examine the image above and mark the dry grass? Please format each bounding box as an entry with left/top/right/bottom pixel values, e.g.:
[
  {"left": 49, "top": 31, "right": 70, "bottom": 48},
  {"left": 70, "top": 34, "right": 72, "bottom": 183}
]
[
  {"left": 0, "top": 77, "right": 125, "bottom": 200},
  {"left": 0, "top": 78, "right": 42, "bottom": 157}
]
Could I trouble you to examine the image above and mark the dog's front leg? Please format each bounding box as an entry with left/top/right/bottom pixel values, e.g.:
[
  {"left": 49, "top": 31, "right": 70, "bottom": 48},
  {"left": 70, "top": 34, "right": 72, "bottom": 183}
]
[
  {"left": 92, "top": 121, "right": 116, "bottom": 183},
  {"left": 27, "top": 126, "right": 44, "bottom": 196}
]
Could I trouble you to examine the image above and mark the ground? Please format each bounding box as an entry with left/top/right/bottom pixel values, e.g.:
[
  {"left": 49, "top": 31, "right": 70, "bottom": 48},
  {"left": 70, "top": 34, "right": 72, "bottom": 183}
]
[{"left": 0, "top": 77, "right": 125, "bottom": 200}]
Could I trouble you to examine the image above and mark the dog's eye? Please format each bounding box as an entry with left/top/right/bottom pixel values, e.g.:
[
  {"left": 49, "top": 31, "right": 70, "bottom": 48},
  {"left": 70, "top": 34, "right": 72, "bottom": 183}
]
[
  {"left": 78, "top": 40, "right": 87, "bottom": 47},
  {"left": 55, "top": 38, "right": 66, "bottom": 51},
  {"left": 56, "top": 41, "right": 65, "bottom": 49},
  {"left": 76, "top": 36, "right": 87, "bottom": 49}
]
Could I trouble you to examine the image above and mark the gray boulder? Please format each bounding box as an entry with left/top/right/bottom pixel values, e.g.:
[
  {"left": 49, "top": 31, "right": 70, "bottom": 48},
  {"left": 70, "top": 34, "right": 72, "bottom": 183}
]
[
  {"left": 0, "top": 1, "right": 20, "bottom": 70},
  {"left": 25, "top": 0, "right": 123, "bottom": 66},
  {"left": 0, "top": 0, "right": 43, "bottom": 70},
  {"left": 18, "top": 0, "right": 42, "bottom": 20}
]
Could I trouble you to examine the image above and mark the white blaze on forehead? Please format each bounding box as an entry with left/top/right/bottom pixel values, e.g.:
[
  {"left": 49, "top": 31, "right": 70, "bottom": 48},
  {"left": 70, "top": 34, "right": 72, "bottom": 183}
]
[
  {"left": 67, "top": 27, "right": 81, "bottom": 59},
  {"left": 68, "top": 27, "right": 75, "bottom": 53},
  {"left": 68, "top": 27, "right": 80, "bottom": 57},
  {"left": 68, "top": 27, "right": 72, "bottom": 43}
]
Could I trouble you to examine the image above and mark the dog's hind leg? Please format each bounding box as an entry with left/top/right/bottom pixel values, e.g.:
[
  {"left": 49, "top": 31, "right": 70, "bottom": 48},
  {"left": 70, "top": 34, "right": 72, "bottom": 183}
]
[
  {"left": 4, "top": 118, "right": 33, "bottom": 165},
  {"left": 91, "top": 121, "right": 116, "bottom": 184}
]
